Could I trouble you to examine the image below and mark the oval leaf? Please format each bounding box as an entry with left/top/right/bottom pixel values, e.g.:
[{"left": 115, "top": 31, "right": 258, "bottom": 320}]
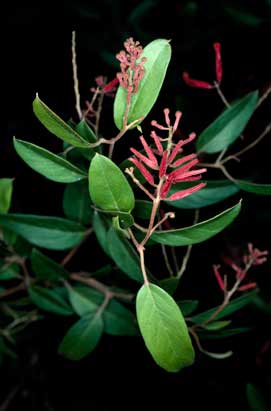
[
  {"left": 196, "top": 91, "right": 258, "bottom": 153},
  {"left": 114, "top": 39, "right": 171, "bottom": 130},
  {"left": 29, "top": 285, "right": 73, "bottom": 316},
  {"left": 63, "top": 181, "right": 93, "bottom": 224},
  {"left": 0, "top": 179, "right": 13, "bottom": 213},
  {"left": 136, "top": 284, "right": 195, "bottom": 372},
  {"left": 66, "top": 285, "right": 101, "bottom": 317},
  {"left": 0, "top": 213, "right": 86, "bottom": 250},
  {"left": 151, "top": 201, "right": 241, "bottom": 246},
  {"left": 58, "top": 313, "right": 103, "bottom": 360},
  {"left": 89, "top": 154, "right": 135, "bottom": 213},
  {"left": 104, "top": 300, "right": 138, "bottom": 336},
  {"left": 14, "top": 138, "right": 87, "bottom": 183},
  {"left": 31, "top": 249, "right": 69, "bottom": 281},
  {"left": 190, "top": 290, "right": 258, "bottom": 323},
  {"left": 236, "top": 180, "right": 271, "bottom": 195},
  {"left": 33, "top": 95, "right": 90, "bottom": 148},
  {"left": 167, "top": 180, "right": 239, "bottom": 209},
  {"left": 107, "top": 227, "right": 143, "bottom": 282}
]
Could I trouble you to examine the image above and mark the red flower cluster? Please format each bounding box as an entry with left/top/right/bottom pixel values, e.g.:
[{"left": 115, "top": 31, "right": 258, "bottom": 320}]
[
  {"left": 183, "top": 42, "right": 222, "bottom": 89},
  {"left": 213, "top": 243, "right": 268, "bottom": 292},
  {"left": 116, "top": 38, "right": 146, "bottom": 94},
  {"left": 129, "top": 109, "right": 206, "bottom": 201}
]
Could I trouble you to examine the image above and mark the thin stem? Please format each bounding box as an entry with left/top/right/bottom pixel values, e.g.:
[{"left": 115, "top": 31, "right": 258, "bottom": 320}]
[
  {"left": 70, "top": 272, "right": 134, "bottom": 301},
  {"left": 94, "top": 91, "right": 105, "bottom": 137},
  {"left": 257, "top": 84, "right": 271, "bottom": 108},
  {"left": 177, "top": 209, "right": 200, "bottom": 279},
  {"left": 125, "top": 168, "right": 155, "bottom": 201},
  {"left": 61, "top": 228, "right": 93, "bottom": 267},
  {"left": 138, "top": 246, "right": 149, "bottom": 285},
  {"left": 71, "top": 31, "right": 82, "bottom": 120},
  {"left": 214, "top": 82, "right": 230, "bottom": 108},
  {"left": 221, "top": 121, "right": 271, "bottom": 165},
  {"left": 160, "top": 241, "right": 175, "bottom": 278},
  {"left": 0, "top": 282, "right": 25, "bottom": 299}
]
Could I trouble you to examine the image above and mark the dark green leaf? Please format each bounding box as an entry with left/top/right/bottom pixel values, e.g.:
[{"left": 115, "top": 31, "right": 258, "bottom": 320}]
[
  {"left": 104, "top": 300, "right": 138, "bottom": 336},
  {"left": 107, "top": 227, "right": 143, "bottom": 282},
  {"left": 168, "top": 180, "right": 239, "bottom": 209},
  {"left": 114, "top": 39, "right": 171, "bottom": 130},
  {"left": 14, "top": 138, "right": 87, "bottom": 183},
  {"left": 0, "top": 213, "right": 86, "bottom": 250},
  {"left": 75, "top": 120, "right": 97, "bottom": 143},
  {"left": 133, "top": 200, "right": 153, "bottom": 219},
  {"left": 33, "top": 95, "right": 90, "bottom": 148},
  {"left": 29, "top": 285, "right": 73, "bottom": 315},
  {"left": 199, "top": 327, "right": 251, "bottom": 340},
  {"left": 159, "top": 278, "right": 179, "bottom": 295},
  {"left": 177, "top": 300, "right": 199, "bottom": 316},
  {"left": 136, "top": 284, "right": 195, "bottom": 372},
  {"left": 196, "top": 91, "right": 258, "bottom": 154},
  {"left": 66, "top": 284, "right": 101, "bottom": 316},
  {"left": 89, "top": 154, "right": 135, "bottom": 213},
  {"left": 63, "top": 181, "right": 93, "bottom": 224},
  {"left": 203, "top": 320, "right": 231, "bottom": 331},
  {"left": 92, "top": 211, "right": 110, "bottom": 255},
  {"left": 0, "top": 263, "right": 20, "bottom": 280},
  {"left": 236, "top": 180, "right": 271, "bottom": 195},
  {"left": 58, "top": 313, "right": 103, "bottom": 360},
  {"left": 246, "top": 383, "right": 268, "bottom": 411},
  {"left": 190, "top": 290, "right": 258, "bottom": 323},
  {"left": 31, "top": 249, "right": 69, "bottom": 281},
  {"left": 0, "top": 179, "right": 13, "bottom": 213},
  {"left": 151, "top": 201, "right": 241, "bottom": 246}
]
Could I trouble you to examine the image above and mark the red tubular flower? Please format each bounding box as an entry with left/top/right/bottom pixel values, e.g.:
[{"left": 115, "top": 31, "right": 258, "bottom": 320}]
[
  {"left": 129, "top": 108, "right": 207, "bottom": 202},
  {"left": 213, "top": 42, "right": 222, "bottom": 83},
  {"left": 213, "top": 265, "right": 225, "bottom": 291},
  {"left": 182, "top": 72, "right": 214, "bottom": 89},
  {"left": 103, "top": 77, "right": 119, "bottom": 93},
  {"left": 238, "top": 282, "right": 257, "bottom": 292}
]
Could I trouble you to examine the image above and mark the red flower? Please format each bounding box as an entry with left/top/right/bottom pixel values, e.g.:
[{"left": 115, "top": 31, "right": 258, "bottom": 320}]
[
  {"left": 183, "top": 42, "right": 223, "bottom": 89},
  {"left": 129, "top": 108, "right": 206, "bottom": 201}
]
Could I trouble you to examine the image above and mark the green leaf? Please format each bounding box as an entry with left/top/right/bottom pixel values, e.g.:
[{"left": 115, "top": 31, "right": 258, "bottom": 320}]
[
  {"left": 31, "top": 249, "right": 69, "bottom": 281},
  {"left": 33, "top": 95, "right": 90, "bottom": 148},
  {"left": 190, "top": 290, "right": 258, "bottom": 323},
  {"left": 168, "top": 180, "right": 239, "bottom": 209},
  {"left": 177, "top": 300, "right": 199, "bottom": 316},
  {"left": 203, "top": 320, "right": 232, "bottom": 331},
  {"left": 196, "top": 91, "right": 258, "bottom": 154},
  {"left": 133, "top": 200, "right": 153, "bottom": 219},
  {"left": 75, "top": 120, "right": 97, "bottom": 143},
  {"left": 104, "top": 300, "right": 138, "bottom": 336},
  {"left": 114, "top": 39, "right": 171, "bottom": 130},
  {"left": 63, "top": 181, "right": 93, "bottom": 224},
  {"left": 29, "top": 285, "right": 73, "bottom": 315},
  {"left": 14, "top": 138, "right": 87, "bottom": 183},
  {"left": 92, "top": 211, "right": 111, "bottom": 255},
  {"left": 136, "top": 284, "right": 194, "bottom": 372},
  {"left": 107, "top": 227, "right": 143, "bottom": 282},
  {"left": 236, "top": 180, "right": 271, "bottom": 195},
  {"left": 159, "top": 278, "right": 179, "bottom": 295},
  {"left": 58, "top": 313, "right": 103, "bottom": 360},
  {"left": 66, "top": 285, "right": 101, "bottom": 317},
  {"left": 0, "top": 263, "right": 20, "bottom": 280},
  {"left": 0, "top": 179, "right": 13, "bottom": 213},
  {"left": 89, "top": 154, "right": 135, "bottom": 213},
  {"left": 199, "top": 327, "right": 251, "bottom": 340},
  {"left": 0, "top": 213, "right": 86, "bottom": 250},
  {"left": 246, "top": 383, "right": 268, "bottom": 411},
  {"left": 151, "top": 201, "right": 241, "bottom": 246}
]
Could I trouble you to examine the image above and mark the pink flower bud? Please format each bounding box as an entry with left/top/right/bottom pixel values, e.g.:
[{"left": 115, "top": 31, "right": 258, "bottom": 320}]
[
  {"left": 213, "top": 42, "right": 223, "bottom": 83},
  {"left": 183, "top": 72, "right": 214, "bottom": 89}
]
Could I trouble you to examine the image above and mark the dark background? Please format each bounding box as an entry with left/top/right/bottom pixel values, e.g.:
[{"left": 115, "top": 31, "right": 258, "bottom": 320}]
[{"left": 1, "top": 1, "right": 271, "bottom": 410}]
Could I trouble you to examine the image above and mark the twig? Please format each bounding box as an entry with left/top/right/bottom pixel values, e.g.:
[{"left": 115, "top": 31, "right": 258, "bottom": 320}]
[
  {"left": 0, "top": 283, "right": 25, "bottom": 299},
  {"left": 0, "top": 384, "right": 21, "bottom": 411},
  {"left": 71, "top": 31, "right": 82, "bottom": 120},
  {"left": 177, "top": 209, "right": 200, "bottom": 279},
  {"left": 257, "top": 84, "right": 271, "bottom": 108},
  {"left": 70, "top": 272, "right": 134, "bottom": 301},
  {"left": 61, "top": 228, "right": 93, "bottom": 267},
  {"left": 221, "top": 121, "right": 271, "bottom": 164}
]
